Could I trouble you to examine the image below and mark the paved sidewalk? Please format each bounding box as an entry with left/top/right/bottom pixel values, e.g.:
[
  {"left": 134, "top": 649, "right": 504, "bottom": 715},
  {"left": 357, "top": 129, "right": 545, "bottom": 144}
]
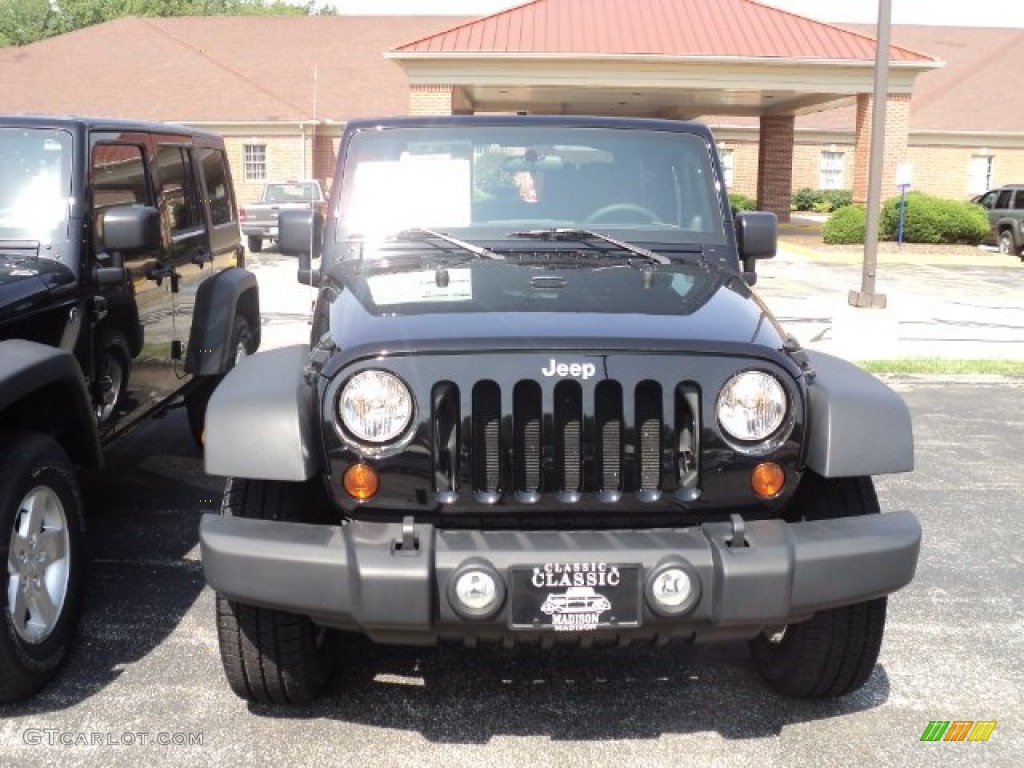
[{"left": 758, "top": 240, "right": 1024, "bottom": 361}]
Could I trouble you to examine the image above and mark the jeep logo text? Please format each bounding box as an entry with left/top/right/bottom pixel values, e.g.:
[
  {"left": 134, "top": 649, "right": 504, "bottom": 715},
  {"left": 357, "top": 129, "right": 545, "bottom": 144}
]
[{"left": 541, "top": 359, "right": 597, "bottom": 380}]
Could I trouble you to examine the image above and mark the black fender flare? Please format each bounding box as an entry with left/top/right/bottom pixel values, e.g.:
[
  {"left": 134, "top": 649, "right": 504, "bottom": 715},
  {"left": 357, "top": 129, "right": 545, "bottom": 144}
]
[
  {"left": 804, "top": 350, "right": 914, "bottom": 478},
  {"left": 0, "top": 339, "right": 102, "bottom": 468},
  {"left": 185, "top": 267, "right": 261, "bottom": 376},
  {"left": 203, "top": 345, "right": 321, "bottom": 481}
]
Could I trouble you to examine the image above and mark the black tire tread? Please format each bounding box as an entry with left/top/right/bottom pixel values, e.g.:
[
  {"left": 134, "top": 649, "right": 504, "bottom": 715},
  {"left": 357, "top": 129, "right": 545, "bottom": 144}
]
[
  {"left": 750, "top": 472, "right": 887, "bottom": 699},
  {"left": 214, "top": 478, "right": 335, "bottom": 704}
]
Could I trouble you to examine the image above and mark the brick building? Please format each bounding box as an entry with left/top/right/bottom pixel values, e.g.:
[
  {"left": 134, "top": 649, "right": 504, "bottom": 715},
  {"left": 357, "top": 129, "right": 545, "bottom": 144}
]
[{"left": 1, "top": 2, "right": 1020, "bottom": 214}]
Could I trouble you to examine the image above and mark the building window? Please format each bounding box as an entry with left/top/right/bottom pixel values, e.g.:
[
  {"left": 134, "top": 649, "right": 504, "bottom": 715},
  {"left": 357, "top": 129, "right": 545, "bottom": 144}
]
[
  {"left": 968, "top": 155, "right": 993, "bottom": 196},
  {"left": 819, "top": 151, "right": 844, "bottom": 189},
  {"left": 718, "top": 148, "right": 734, "bottom": 187},
  {"left": 243, "top": 143, "right": 266, "bottom": 182}
]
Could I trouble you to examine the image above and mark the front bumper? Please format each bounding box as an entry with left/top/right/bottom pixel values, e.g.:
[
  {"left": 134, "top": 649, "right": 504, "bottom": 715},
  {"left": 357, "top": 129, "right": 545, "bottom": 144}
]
[{"left": 199, "top": 512, "right": 920, "bottom": 644}]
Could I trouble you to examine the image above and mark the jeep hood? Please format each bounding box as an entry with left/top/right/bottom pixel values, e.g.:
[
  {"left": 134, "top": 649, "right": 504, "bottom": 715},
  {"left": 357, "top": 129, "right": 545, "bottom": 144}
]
[
  {"left": 327, "top": 260, "right": 791, "bottom": 362},
  {"left": 0, "top": 253, "right": 75, "bottom": 322}
]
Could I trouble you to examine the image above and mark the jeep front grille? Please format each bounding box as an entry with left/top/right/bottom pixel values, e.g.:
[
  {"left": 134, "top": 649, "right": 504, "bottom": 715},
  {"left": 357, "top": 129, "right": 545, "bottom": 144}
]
[{"left": 430, "top": 378, "right": 701, "bottom": 505}]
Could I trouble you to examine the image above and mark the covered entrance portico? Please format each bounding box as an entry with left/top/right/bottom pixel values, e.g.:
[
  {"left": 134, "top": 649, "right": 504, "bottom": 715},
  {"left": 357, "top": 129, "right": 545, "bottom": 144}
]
[{"left": 388, "top": 0, "right": 939, "bottom": 222}]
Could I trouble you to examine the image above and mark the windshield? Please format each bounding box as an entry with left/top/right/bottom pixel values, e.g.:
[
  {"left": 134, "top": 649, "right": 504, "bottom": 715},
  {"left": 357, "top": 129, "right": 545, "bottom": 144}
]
[
  {"left": 266, "top": 181, "right": 320, "bottom": 203},
  {"left": 336, "top": 124, "right": 726, "bottom": 249},
  {"left": 0, "top": 127, "right": 73, "bottom": 246}
]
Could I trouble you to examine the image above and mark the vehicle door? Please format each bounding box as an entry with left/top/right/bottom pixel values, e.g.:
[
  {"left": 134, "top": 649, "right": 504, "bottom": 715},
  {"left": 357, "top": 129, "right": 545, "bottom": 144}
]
[
  {"left": 153, "top": 138, "right": 211, "bottom": 367},
  {"left": 89, "top": 134, "right": 178, "bottom": 433}
]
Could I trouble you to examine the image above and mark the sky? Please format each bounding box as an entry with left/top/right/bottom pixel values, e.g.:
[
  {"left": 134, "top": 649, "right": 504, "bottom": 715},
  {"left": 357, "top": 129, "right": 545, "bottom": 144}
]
[{"left": 326, "top": 0, "right": 1024, "bottom": 27}]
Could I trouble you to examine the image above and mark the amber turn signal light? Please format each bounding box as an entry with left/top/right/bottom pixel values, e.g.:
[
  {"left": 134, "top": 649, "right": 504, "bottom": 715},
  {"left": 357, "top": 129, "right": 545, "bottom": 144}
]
[
  {"left": 343, "top": 463, "right": 379, "bottom": 501},
  {"left": 751, "top": 462, "right": 785, "bottom": 498}
]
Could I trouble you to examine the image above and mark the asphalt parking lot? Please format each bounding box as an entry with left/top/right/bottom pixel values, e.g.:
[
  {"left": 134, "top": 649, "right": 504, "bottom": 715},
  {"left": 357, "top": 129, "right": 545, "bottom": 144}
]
[{"left": 1, "top": 249, "right": 1021, "bottom": 767}]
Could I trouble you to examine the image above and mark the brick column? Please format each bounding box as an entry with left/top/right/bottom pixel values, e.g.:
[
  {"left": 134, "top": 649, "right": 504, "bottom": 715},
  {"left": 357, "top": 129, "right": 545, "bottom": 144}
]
[
  {"left": 409, "top": 85, "right": 455, "bottom": 115},
  {"left": 756, "top": 115, "right": 795, "bottom": 223},
  {"left": 853, "top": 92, "right": 911, "bottom": 204}
]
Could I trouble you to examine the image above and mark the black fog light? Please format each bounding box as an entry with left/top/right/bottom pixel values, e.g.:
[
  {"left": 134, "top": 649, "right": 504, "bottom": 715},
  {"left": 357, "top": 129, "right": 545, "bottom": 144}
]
[
  {"left": 447, "top": 560, "right": 506, "bottom": 620},
  {"left": 644, "top": 559, "right": 701, "bottom": 617}
]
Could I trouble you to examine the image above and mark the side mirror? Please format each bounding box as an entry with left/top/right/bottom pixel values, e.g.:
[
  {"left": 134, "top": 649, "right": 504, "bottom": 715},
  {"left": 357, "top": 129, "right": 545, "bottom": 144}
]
[
  {"left": 735, "top": 211, "right": 777, "bottom": 285},
  {"left": 101, "top": 205, "right": 161, "bottom": 254},
  {"left": 279, "top": 209, "right": 323, "bottom": 259}
]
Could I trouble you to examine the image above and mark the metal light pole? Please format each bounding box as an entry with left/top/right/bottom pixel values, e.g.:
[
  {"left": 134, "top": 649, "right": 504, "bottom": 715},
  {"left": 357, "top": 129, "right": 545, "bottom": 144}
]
[{"left": 849, "top": 0, "right": 891, "bottom": 309}]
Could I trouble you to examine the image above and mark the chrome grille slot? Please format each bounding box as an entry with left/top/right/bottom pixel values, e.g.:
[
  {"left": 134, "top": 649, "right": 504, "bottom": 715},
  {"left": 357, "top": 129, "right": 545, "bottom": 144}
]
[
  {"left": 636, "top": 381, "right": 662, "bottom": 493},
  {"left": 594, "top": 380, "right": 623, "bottom": 496},
  {"left": 554, "top": 380, "right": 583, "bottom": 496},
  {"left": 513, "top": 381, "right": 542, "bottom": 496},
  {"left": 430, "top": 382, "right": 459, "bottom": 497},
  {"left": 472, "top": 381, "right": 501, "bottom": 495}
]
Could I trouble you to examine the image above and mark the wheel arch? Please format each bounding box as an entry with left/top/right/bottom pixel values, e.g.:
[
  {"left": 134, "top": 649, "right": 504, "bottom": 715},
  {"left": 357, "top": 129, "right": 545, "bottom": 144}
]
[
  {"left": 0, "top": 340, "right": 102, "bottom": 469},
  {"left": 204, "top": 344, "right": 321, "bottom": 482},
  {"left": 803, "top": 350, "right": 914, "bottom": 478},
  {"left": 185, "top": 267, "right": 261, "bottom": 376}
]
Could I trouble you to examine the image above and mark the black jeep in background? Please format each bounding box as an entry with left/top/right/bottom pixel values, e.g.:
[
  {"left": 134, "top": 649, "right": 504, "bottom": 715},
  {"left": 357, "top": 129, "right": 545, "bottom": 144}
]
[
  {"left": 0, "top": 115, "right": 260, "bottom": 702},
  {"left": 200, "top": 115, "right": 920, "bottom": 705}
]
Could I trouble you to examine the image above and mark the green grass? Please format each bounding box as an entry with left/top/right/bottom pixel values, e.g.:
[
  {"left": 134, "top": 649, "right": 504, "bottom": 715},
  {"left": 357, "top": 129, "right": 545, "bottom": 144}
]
[{"left": 856, "top": 358, "right": 1024, "bottom": 375}]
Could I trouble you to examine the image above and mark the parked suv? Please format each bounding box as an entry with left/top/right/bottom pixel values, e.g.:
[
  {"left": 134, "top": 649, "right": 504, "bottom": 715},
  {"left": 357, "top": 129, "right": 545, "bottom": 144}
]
[
  {"left": 0, "top": 115, "right": 260, "bottom": 702},
  {"left": 974, "top": 184, "right": 1024, "bottom": 258},
  {"left": 200, "top": 115, "right": 920, "bottom": 705}
]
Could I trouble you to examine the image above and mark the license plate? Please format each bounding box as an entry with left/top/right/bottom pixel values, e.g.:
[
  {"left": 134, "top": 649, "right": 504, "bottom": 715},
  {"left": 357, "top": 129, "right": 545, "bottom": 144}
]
[{"left": 509, "top": 563, "right": 642, "bottom": 631}]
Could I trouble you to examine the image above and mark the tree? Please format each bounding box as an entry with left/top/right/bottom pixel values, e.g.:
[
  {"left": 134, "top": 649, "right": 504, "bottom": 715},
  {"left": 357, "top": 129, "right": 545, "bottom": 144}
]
[
  {"left": 0, "top": 0, "right": 57, "bottom": 46},
  {"left": 1, "top": 0, "right": 331, "bottom": 47}
]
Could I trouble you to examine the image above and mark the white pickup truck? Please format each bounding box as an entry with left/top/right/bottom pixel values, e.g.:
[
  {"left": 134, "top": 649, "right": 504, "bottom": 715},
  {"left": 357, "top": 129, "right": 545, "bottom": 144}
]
[{"left": 240, "top": 179, "right": 325, "bottom": 253}]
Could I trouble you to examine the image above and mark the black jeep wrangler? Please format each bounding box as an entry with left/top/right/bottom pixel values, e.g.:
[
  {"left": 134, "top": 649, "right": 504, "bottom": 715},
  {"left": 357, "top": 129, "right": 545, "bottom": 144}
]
[
  {"left": 0, "top": 115, "right": 260, "bottom": 702},
  {"left": 200, "top": 115, "right": 919, "bottom": 705}
]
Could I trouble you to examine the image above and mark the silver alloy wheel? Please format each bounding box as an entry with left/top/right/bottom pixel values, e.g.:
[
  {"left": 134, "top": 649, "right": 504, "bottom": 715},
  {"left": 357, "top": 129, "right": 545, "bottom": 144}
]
[
  {"left": 999, "top": 231, "right": 1015, "bottom": 254},
  {"left": 6, "top": 485, "right": 71, "bottom": 644}
]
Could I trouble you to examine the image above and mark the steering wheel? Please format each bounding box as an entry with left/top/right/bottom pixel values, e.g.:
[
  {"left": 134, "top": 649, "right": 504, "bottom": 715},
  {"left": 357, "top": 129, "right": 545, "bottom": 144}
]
[{"left": 584, "top": 203, "right": 663, "bottom": 225}]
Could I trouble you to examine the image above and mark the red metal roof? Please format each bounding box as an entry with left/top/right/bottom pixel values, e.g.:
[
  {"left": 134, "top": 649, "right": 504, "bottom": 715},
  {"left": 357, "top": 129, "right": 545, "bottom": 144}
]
[{"left": 394, "top": 0, "right": 935, "bottom": 63}]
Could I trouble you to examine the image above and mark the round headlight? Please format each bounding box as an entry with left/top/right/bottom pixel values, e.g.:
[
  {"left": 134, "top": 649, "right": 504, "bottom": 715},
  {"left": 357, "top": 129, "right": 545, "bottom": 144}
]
[
  {"left": 338, "top": 370, "right": 413, "bottom": 444},
  {"left": 717, "top": 371, "right": 787, "bottom": 442}
]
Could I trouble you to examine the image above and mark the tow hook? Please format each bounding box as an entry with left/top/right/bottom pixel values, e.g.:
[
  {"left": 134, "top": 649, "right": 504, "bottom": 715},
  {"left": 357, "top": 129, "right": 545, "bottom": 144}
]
[
  {"left": 727, "top": 513, "right": 747, "bottom": 549},
  {"left": 394, "top": 515, "right": 420, "bottom": 555}
]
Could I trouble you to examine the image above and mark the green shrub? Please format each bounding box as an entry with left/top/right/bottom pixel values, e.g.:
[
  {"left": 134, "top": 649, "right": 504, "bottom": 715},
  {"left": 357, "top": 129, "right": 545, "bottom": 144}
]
[
  {"left": 791, "top": 187, "right": 821, "bottom": 211},
  {"left": 822, "top": 205, "right": 866, "bottom": 244},
  {"left": 880, "top": 191, "right": 989, "bottom": 244},
  {"left": 792, "top": 187, "right": 853, "bottom": 213},
  {"left": 729, "top": 192, "right": 757, "bottom": 211},
  {"left": 822, "top": 189, "right": 853, "bottom": 210}
]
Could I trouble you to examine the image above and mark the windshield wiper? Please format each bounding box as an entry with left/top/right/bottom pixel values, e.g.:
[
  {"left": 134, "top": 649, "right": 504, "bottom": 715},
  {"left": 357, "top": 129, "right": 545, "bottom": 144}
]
[
  {"left": 394, "top": 228, "right": 503, "bottom": 260},
  {"left": 507, "top": 228, "right": 671, "bottom": 265}
]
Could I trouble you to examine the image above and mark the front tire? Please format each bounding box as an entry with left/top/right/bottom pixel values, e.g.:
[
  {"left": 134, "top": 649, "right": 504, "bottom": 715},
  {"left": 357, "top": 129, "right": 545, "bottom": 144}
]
[
  {"left": 186, "top": 315, "right": 254, "bottom": 447},
  {"left": 749, "top": 473, "right": 888, "bottom": 699},
  {"left": 998, "top": 229, "right": 1018, "bottom": 255},
  {"left": 0, "top": 431, "right": 86, "bottom": 704},
  {"left": 214, "top": 478, "right": 336, "bottom": 704}
]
